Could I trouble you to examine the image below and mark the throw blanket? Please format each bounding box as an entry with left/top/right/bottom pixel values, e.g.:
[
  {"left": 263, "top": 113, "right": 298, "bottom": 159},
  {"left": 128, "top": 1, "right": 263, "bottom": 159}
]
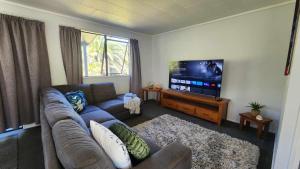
[{"left": 124, "top": 93, "right": 141, "bottom": 115}]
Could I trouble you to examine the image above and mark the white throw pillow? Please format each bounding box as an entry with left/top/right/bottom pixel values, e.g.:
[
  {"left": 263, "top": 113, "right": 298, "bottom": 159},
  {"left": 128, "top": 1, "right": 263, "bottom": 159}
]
[{"left": 90, "top": 120, "right": 132, "bottom": 169}]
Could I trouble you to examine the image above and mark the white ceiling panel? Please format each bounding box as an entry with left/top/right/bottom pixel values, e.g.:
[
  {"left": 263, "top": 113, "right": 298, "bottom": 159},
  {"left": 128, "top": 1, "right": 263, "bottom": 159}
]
[{"left": 5, "top": 0, "right": 292, "bottom": 34}]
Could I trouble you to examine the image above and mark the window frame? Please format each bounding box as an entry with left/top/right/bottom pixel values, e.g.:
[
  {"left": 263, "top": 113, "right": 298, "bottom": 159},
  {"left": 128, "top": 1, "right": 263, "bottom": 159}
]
[{"left": 81, "top": 30, "right": 130, "bottom": 77}]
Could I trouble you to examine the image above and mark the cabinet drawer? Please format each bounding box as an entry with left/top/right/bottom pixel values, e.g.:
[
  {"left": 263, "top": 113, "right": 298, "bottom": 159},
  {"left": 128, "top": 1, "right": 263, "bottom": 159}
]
[
  {"left": 195, "top": 107, "right": 219, "bottom": 122},
  {"left": 162, "top": 99, "right": 178, "bottom": 108},
  {"left": 177, "top": 103, "right": 195, "bottom": 115}
]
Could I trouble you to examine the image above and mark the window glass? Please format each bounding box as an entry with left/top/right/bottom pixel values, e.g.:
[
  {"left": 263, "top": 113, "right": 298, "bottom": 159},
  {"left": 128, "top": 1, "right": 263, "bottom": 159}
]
[
  {"left": 81, "top": 32, "right": 129, "bottom": 76},
  {"left": 107, "top": 37, "right": 129, "bottom": 75}
]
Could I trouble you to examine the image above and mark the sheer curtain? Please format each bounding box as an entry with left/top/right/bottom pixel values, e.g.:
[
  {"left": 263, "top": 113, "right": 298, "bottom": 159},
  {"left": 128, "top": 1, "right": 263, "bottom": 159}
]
[
  {"left": 129, "top": 39, "right": 142, "bottom": 96},
  {"left": 59, "top": 26, "right": 82, "bottom": 84},
  {"left": 0, "top": 14, "right": 52, "bottom": 132}
]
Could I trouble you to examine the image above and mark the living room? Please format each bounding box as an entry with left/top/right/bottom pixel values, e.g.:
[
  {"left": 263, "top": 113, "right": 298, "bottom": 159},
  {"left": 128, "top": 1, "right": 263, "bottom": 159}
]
[{"left": 0, "top": 0, "right": 299, "bottom": 169}]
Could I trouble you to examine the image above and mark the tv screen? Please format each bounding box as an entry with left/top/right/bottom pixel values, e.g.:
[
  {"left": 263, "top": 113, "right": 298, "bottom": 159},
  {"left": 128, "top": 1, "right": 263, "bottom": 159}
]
[{"left": 169, "top": 59, "right": 224, "bottom": 97}]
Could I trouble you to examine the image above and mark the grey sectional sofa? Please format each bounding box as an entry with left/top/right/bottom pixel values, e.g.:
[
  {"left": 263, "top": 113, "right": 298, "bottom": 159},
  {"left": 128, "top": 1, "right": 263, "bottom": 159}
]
[{"left": 40, "top": 82, "right": 192, "bottom": 169}]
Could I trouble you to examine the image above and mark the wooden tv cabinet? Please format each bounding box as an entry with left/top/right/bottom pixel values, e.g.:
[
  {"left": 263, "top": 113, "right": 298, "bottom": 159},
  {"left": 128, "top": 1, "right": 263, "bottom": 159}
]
[{"left": 161, "top": 89, "right": 230, "bottom": 126}]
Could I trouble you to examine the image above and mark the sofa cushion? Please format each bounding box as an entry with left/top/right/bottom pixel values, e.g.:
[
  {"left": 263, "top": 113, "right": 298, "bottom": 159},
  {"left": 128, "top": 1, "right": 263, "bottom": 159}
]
[
  {"left": 92, "top": 83, "right": 117, "bottom": 102},
  {"left": 97, "top": 99, "right": 126, "bottom": 114},
  {"left": 54, "top": 84, "right": 94, "bottom": 104},
  {"left": 101, "top": 119, "right": 126, "bottom": 128},
  {"left": 52, "top": 120, "right": 115, "bottom": 169},
  {"left": 44, "top": 101, "right": 89, "bottom": 134},
  {"left": 81, "top": 105, "right": 102, "bottom": 115},
  {"left": 113, "top": 111, "right": 132, "bottom": 121},
  {"left": 90, "top": 121, "right": 132, "bottom": 169},
  {"left": 80, "top": 106, "right": 115, "bottom": 127},
  {"left": 97, "top": 99, "right": 131, "bottom": 120}
]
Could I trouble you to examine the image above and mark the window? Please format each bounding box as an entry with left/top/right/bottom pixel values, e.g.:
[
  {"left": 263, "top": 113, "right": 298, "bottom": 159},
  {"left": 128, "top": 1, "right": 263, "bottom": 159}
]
[{"left": 81, "top": 31, "right": 129, "bottom": 76}]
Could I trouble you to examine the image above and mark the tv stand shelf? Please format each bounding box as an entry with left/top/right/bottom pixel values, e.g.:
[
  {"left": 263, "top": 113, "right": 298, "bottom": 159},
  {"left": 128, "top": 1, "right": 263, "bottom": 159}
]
[{"left": 161, "top": 89, "right": 230, "bottom": 126}]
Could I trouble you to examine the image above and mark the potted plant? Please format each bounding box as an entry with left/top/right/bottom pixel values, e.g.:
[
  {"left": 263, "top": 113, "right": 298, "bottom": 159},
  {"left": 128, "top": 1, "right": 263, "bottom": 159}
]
[{"left": 247, "top": 102, "right": 265, "bottom": 116}]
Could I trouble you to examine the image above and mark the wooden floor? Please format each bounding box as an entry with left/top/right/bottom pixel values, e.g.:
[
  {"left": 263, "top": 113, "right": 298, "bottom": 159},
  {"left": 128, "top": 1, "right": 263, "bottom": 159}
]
[{"left": 0, "top": 100, "right": 275, "bottom": 169}]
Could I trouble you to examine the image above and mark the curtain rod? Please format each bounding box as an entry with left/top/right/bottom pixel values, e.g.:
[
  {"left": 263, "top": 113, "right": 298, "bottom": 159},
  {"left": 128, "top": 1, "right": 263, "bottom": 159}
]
[
  {"left": 59, "top": 25, "right": 132, "bottom": 41},
  {"left": 0, "top": 13, "right": 44, "bottom": 23},
  {"left": 81, "top": 29, "right": 130, "bottom": 42}
]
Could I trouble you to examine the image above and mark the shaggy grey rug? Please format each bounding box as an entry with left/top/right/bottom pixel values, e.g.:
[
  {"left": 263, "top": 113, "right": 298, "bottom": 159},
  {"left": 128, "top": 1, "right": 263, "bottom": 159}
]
[{"left": 133, "top": 114, "right": 260, "bottom": 169}]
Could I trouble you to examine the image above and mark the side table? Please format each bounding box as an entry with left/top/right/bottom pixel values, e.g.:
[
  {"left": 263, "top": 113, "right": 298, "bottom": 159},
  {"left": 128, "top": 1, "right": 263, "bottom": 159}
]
[
  {"left": 239, "top": 112, "right": 272, "bottom": 138},
  {"left": 141, "top": 87, "right": 162, "bottom": 103}
]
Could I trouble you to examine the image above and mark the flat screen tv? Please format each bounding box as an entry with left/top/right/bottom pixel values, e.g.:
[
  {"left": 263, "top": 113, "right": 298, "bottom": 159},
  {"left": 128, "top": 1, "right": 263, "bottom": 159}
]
[{"left": 169, "top": 59, "right": 224, "bottom": 97}]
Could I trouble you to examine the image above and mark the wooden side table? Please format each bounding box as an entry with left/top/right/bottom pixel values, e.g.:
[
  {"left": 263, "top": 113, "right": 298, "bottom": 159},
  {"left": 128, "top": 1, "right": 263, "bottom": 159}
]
[
  {"left": 141, "top": 87, "right": 162, "bottom": 103},
  {"left": 239, "top": 112, "right": 272, "bottom": 138}
]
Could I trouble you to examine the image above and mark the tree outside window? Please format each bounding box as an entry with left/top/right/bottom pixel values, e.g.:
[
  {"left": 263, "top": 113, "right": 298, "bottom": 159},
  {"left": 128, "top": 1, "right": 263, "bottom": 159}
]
[{"left": 81, "top": 32, "right": 129, "bottom": 77}]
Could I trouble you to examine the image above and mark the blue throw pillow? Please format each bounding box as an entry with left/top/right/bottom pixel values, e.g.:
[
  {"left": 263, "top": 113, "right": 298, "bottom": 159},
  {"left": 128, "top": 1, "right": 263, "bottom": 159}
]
[{"left": 65, "top": 91, "right": 88, "bottom": 113}]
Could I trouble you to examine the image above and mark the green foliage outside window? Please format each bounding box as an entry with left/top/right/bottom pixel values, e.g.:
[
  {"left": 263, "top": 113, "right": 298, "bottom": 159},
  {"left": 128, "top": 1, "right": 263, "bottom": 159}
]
[{"left": 81, "top": 32, "right": 129, "bottom": 76}]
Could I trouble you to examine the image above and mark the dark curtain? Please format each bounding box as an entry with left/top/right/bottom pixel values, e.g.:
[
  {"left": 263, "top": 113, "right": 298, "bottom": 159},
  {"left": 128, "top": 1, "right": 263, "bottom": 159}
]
[
  {"left": 129, "top": 39, "right": 142, "bottom": 96},
  {"left": 59, "top": 26, "right": 82, "bottom": 84},
  {"left": 0, "top": 14, "right": 52, "bottom": 132}
]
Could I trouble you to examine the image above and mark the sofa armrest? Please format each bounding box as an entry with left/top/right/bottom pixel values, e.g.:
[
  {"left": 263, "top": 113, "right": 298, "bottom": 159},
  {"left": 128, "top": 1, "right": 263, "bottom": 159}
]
[
  {"left": 133, "top": 142, "right": 192, "bottom": 169},
  {"left": 117, "top": 94, "right": 125, "bottom": 100},
  {"left": 40, "top": 99, "right": 63, "bottom": 169}
]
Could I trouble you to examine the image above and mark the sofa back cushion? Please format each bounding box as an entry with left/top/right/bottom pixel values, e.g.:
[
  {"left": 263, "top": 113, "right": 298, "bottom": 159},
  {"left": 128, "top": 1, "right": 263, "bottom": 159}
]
[
  {"left": 91, "top": 83, "right": 117, "bottom": 103},
  {"left": 54, "top": 84, "right": 94, "bottom": 104},
  {"left": 42, "top": 88, "right": 89, "bottom": 134},
  {"left": 42, "top": 88, "right": 70, "bottom": 105},
  {"left": 52, "top": 120, "right": 116, "bottom": 169}
]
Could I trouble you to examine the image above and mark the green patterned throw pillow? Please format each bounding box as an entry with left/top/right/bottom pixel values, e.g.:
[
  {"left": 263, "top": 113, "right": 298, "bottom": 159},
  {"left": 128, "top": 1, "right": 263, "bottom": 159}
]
[
  {"left": 65, "top": 91, "right": 87, "bottom": 113},
  {"left": 109, "top": 123, "right": 150, "bottom": 160}
]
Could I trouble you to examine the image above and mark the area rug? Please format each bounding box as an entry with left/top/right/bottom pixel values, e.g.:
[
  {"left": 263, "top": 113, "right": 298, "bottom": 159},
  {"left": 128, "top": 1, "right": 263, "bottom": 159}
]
[{"left": 133, "top": 114, "right": 260, "bottom": 169}]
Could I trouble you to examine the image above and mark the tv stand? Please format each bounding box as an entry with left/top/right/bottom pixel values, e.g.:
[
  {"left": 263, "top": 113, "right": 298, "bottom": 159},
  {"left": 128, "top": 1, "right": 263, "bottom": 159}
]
[
  {"left": 215, "top": 97, "right": 223, "bottom": 102},
  {"left": 161, "top": 89, "right": 230, "bottom": 126}
]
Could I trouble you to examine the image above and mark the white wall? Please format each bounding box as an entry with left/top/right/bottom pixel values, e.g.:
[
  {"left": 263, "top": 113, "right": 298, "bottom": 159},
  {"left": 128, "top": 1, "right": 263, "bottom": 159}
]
[
  {"left": 151, "top": 3, "right": 294, "bottom": 132},
  {"left": 0, "top": 0, "right": 153, "bottom": 94},
  {"left": 272, "top": 17, "right": 300, "bottom": 169}
]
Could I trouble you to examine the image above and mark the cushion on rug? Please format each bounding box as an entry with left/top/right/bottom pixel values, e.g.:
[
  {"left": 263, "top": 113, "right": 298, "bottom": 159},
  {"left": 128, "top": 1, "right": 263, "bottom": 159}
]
[
  {"left": 90, "top": 120, "right": 132, "bottom": 169},
  {"left": 133, "top": 114, "right": 260, "bottom": 169},
  {"left": 109, "top": 123, "right": 150, "bottom": 161},
  {"left": 65, "top": 90, "right": 87, "bottom": 112}
]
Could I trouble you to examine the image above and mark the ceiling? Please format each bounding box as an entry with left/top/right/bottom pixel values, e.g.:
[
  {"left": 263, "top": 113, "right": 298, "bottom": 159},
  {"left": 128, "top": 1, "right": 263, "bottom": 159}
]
[{"left": 6, "top": 0, "right": 291, "bottom": 34}]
